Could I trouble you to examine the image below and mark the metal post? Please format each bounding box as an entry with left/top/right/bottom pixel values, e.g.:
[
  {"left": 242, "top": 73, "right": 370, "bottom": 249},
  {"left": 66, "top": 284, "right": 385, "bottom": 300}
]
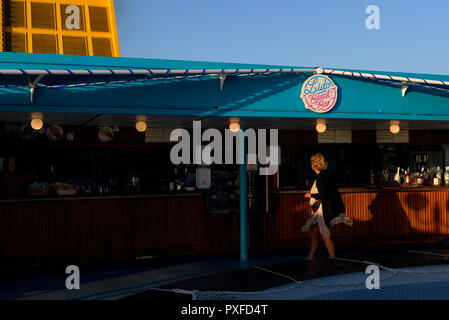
[{"left": 239, "top": 129, "right": 248, "bottom": 268}]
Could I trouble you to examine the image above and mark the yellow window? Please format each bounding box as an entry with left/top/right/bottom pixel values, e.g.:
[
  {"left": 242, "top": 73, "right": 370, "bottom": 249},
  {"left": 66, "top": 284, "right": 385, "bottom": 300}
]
[
  {"left": 4, "top": 1, "right": 26, "bottom": 28},
  {"left": 89, "top": 6, "right": 109, "bottom": 32},
  {"left": 60, "top": 4, "right": 85, "bottom": 31},
  {"left": 4, "top": 32, "right": 27, "bottom": 52},
  {"left": 31, "top": 2, "right": 56, "bottom": 29},
  {"left": 91, "top": 37, "right": 112, "bottom": 56},
  {"left": 32, "top": 33, "right": 58, "bottom": 54},
  {"left": 62, "top": 36, "right": 87, "bottom": 55}
]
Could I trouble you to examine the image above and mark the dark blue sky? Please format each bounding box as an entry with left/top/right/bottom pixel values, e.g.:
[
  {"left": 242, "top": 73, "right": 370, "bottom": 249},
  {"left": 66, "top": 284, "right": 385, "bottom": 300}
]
[{"left": 114, "top": 0, "right": 449, "bottom": 75}]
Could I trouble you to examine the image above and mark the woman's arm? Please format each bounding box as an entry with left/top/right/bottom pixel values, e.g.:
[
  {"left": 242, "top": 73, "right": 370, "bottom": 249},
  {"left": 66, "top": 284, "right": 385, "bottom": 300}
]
[{"left": 311, "top": 173, "right": 330, "bottom": 200}]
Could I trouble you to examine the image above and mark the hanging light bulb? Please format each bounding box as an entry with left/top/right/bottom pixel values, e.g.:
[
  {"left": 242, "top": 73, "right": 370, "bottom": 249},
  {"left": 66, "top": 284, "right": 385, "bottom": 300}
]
[
  {"left": 30, "top": 113, "right": 44, "bottom": 130},
  {"left": 316, "top": 119, "right": 327, "bottom": 133},
  {"left": 390, "top": 120, "right": 400, "bottom": 134},
  {"left": 229, "top": 122, "right": 240, "bottom": 133},
  {"left": 31, "top": 118, "right": 43, "bottom": 130},
  {"left": 135, "top": 121, "right": 147, "bottom": 133},
  {"left": 229, "top": 118, "right": 240, "bottom": 133}
]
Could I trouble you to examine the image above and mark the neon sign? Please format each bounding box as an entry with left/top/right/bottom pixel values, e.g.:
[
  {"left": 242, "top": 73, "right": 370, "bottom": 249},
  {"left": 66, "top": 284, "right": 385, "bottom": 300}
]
[{"left": 300, "top": 75, "right": 338, "bottom": 113}]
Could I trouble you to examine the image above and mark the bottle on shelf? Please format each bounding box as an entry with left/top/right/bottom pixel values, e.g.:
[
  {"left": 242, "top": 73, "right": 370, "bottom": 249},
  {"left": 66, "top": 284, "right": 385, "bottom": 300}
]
[
  {"left": 445, "top": 166, "right": 449, "bottom": 186},
  {"left": 370, "top": 167, "right": 376, "bottom": 186},
  {"left": 174, "top": 165, "right": 184, "bottom": 191},
  {"left": 405, "top": 167, "right": 411, "bottom": 186},
  {"left": 400, "top": 168, "right": 406, "bottom": 186},
  {"left": 424, "top": 167, "right": 431, "bottom": 186},
  {"left": 394, "top": 167, "right": 401, "bottom": 184},
  {"left": 169, "top": 166, "right": 178, "bottom": 191},
  {"left": 435, "top": 166, "right": 442, "bottom": 186},
  {"left": 417, "top": 167, "right": 424, "bottom": 186}
]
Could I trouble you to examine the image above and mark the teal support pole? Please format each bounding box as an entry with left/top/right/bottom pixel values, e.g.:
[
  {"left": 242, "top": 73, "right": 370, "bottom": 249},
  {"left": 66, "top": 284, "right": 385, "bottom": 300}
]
[{"left": 239, "top": 129, "right": 248, "bottom": 268}]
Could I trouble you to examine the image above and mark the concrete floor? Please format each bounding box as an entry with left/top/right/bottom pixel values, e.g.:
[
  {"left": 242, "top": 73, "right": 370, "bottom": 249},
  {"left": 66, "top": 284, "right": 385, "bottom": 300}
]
[
  {"left": 0, "top": 254, "right": 306, "bottom": 300},
  {"left": 2, "top": 243, "right": 447, "bottom": 300}
]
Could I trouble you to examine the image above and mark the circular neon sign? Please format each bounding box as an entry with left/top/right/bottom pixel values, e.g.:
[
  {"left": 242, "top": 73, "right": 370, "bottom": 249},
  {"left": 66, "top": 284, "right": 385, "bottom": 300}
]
[{"left": 300, "top": 75, "right": 338, "bottom": 113}]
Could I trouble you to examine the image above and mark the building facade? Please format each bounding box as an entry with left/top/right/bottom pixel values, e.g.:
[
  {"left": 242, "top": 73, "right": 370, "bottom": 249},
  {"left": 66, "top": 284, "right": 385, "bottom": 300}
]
[{"left": 0, "top": 0, "right": 120, "bottom": 56}]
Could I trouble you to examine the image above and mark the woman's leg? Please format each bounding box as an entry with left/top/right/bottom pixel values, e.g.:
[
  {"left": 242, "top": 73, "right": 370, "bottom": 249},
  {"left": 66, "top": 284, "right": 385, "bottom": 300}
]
[
  {"left": 306, "top": 225, "right": 320, "bottom": 260},
  {"left": 321, "top": 235, "right": 336, "bottom": 258}
]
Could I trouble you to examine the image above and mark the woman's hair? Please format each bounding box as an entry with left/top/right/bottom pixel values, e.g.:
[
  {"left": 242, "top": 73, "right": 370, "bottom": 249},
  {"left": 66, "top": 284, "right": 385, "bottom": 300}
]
[{"left": 310, "top": 153, "right": 328, "bottom": 171}]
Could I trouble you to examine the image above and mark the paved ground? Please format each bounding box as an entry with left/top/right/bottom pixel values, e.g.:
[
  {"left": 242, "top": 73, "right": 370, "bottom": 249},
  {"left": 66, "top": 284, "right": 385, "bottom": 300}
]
[
  {"left": 1, "top": 243, "right": 447, "bottom": 300},
  {"left": 0, "top": 253, "right": 306, "bottom": 300}
]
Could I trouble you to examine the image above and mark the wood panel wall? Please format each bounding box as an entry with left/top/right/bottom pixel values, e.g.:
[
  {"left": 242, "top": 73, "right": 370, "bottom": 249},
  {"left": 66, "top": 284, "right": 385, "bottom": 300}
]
[
  {"left": 0, "top": 195, "right": 210, "bottom": 265},
  {"left": 1, "top": 189, "right": 449, "bottom": 267},
  {"left": 274, "top": 190, "right": 449, "bottom": 250}
]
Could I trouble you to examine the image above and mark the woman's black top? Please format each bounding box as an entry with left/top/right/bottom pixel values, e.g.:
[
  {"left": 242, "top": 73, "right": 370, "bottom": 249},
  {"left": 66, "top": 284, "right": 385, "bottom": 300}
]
[{"left": 311, "top": 170, "right": 345, "bottom": 227}]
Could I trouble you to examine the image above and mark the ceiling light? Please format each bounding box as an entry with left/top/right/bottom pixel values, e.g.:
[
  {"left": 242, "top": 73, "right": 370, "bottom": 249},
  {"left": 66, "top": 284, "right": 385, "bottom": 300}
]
[
  {"left": 390, "top": 120, "right": 400, "bottom": 134},
  {"left": 229, "top": 122, "right": 240, "bottom": 133},
  {"left": 30, "top": 113, "right": 44, "bottom": 131},
  {"left": 229, "top": 118, "right": 240, "bottom": 133},
  {"left": 316, "top": 119, "right": 327, "bottom": 133},
  {"left": 135, "top": 121, "right": 147, "bottom": 133}
]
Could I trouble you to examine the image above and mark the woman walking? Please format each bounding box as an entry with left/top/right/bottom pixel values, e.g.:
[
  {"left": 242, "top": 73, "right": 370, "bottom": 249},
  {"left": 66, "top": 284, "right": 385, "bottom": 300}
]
[{"left": 302, "top": 153, "right": 353, "bottom": 260}]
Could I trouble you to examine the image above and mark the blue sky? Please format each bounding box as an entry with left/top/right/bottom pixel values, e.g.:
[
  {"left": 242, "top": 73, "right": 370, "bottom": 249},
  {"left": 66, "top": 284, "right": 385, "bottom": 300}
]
[{"left": 114, "top": 0, "right": 449, "bottom": 75}]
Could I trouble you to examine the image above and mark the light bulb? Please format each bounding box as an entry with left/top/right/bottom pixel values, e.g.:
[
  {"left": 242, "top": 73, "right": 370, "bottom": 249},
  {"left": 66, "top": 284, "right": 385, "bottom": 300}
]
[
  {"left": 390, "top": 124, "right": 400, "bottom": 134},
  {"left": 31, "top": 118, "right": 43, "bottom": 130},
  {"left": 135, "top": 121, "right": 147, "bottom": 133},
  {"left": 316, "top": 122, "right": 327, "bottom": 133},
  {"left": 390, "top": 121, "right": 400, "bottom": 134},
  {"left": 229, "top": 122, "right": 240, "bottom": 133}
]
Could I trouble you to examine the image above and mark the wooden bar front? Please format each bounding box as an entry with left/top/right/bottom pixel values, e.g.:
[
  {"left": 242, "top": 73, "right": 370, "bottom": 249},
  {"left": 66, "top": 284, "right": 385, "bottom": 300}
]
[
  {"left": 2, "top": 188, "right": 449, "bottom": 267},
  {"left": 273, "top": 188, "right": 449, "bottom": 250}
]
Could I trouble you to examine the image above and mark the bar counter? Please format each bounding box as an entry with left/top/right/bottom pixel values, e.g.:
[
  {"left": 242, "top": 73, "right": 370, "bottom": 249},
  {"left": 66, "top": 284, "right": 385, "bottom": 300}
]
[
  {"left": 277, "top": 186, "right": 449, "bottom": 193},
  {"left": 273, "top": 186, "right": 449, "bottom": 251},
  {"left": 0, "top": 191, "right": 219, "bottom": 267},
  {"left": 2, "top": 186, "right": 449, "bottom": 268},
  {"left": 0, "top": 191, "right": 203, "bottom": 204}
]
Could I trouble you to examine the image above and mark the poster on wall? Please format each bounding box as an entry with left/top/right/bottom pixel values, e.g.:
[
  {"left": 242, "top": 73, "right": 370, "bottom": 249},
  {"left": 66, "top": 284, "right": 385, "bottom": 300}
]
[
  {"left": 196, "top": 167, "right": 211, "bottom": 189},
  {"left": 318, "top": 130, "right": 352, "bottom": 143},
  {"left": 376, "top": 130, "right": 409, "bottom": 143},
  {"left": 210, "top": 169, "right": 239, "bottom": 214}
]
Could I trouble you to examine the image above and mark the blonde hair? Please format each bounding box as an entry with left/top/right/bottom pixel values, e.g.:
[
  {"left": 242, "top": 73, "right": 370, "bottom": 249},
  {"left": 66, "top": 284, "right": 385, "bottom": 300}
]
[{"left": 310, "top": 153, "right": 328, "bottom": 171}]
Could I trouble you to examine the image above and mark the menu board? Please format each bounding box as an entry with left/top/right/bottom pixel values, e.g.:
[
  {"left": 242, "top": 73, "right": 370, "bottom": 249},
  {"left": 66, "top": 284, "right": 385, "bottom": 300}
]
[
  {"left": 196, "top": 167, "right": 211, "bottom": 189},
  {"left": 317, "top": 130, "right": 336, "bottom": 143},
  {"left": 376, "top": 130, "right": 409, "bottom": 143},
  {"left": 335, "top": 130, "right": 352, "bottom": 143},
  {"left": 145, "top": 128, "right": 173, "bottom": 143},
  {"left": 318, "top": 129, "right": 352, "bottom": 144}
]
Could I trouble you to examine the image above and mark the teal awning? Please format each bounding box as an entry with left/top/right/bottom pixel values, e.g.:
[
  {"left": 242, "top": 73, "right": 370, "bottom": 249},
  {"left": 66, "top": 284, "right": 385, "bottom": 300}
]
[{"left": 0, "top": 52, "right": 449, "bottom": 121}]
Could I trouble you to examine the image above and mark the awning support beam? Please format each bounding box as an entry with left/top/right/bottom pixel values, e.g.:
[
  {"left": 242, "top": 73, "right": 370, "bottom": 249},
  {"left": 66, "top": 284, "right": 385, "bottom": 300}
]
[
  {"left": 218, "top": 75, "right": 227, "bottom": 92},
  {"left": 402, "top": 85, "right": 410, "bottom": 97},
  {"left": 28, "top": 74, "right": 45, "bottom": 104}
]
